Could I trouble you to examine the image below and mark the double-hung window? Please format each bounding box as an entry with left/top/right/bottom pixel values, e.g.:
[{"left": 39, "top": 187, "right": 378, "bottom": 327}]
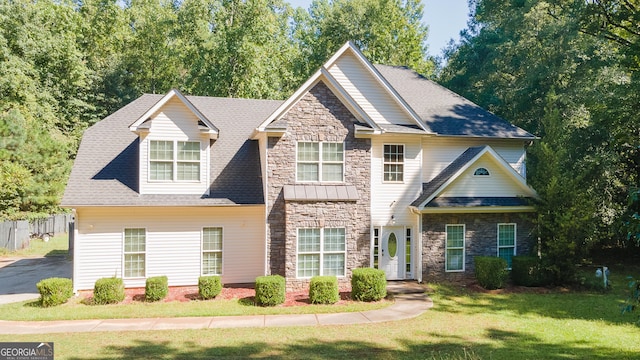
[
  {"left": 497, "top": 224, "right": 516, "bottom": 268},
  {"left": 150, "top": 140, "right": 201, "bottom": 181},
  {"left": 445, "top": 224, "right": 465, "bottom": 272},
  {"left": 124, "top": 228, "right": 146, "bottom": 278},
  {"left": 383, "top": 144, "right": 404, "bottom": 182},
  {"left": 202, "top": 227, "right": 223, "bottom": 275},
  {"left": 297, "top": 228, "right": 346, "bottom": 277},
  {"left": 297, "top": 142, "right": 344, "bottom": 182}
]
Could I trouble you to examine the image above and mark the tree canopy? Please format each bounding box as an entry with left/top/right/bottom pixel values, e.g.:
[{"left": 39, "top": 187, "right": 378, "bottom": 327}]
[
  {"left": 0, "top": 0, "right": 434, "bottom": 220},
  {"left": 440, "top": 0, "right": 640, "bottom": 277}
]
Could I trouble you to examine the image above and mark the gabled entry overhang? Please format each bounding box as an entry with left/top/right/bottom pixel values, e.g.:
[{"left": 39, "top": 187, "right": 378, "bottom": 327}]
[{"left": 411, "top": 145, "right": 538, "bottom": 213}]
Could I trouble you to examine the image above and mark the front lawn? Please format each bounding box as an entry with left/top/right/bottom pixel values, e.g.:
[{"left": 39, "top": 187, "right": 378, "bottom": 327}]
[
  {"left": 0, "top": 235, "right": 69, "bottom": 257},
  {"left": 3, "top": 271, "right": 640, "bottom": 359}
]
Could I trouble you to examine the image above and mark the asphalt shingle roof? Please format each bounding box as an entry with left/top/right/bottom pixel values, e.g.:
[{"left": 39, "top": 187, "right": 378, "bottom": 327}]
[
  {"left": 374, "top": 65, "right": 535, "bottom": 139},
  {"left": 61, "top": 95, "right": 283, "bottom": 207}
]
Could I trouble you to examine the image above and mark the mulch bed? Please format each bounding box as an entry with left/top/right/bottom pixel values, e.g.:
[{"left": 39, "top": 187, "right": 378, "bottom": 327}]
[{"left": 80, "top": 286, "right": 355, "bottom": 306}]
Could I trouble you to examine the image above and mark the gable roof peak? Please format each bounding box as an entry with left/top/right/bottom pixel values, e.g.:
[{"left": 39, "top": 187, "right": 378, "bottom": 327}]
[{"left": 129, "top": 88, "right": 219, "bottom": 139}]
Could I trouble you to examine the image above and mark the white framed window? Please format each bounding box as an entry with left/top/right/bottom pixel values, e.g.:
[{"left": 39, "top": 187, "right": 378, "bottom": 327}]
[
  {"left": 202, "top": 227, "right": 223, "bottom": 275},
  {"left": 124, "top": 228, "right": 146, "bottom": 278},
  {"left": 405, "top": 227, "right": 412, "bottom": 276},
  {"left": 297, "top": 228, "right": 346, "bottom": 278},
  {"left": 445, "top": 224, "right": 465, "bottom": 272},
  {"left": 296, "top": 142, "right": 344, "bottom": 182},
  {"left": 149, "top": 140, "right": 201, "bottom": 181},
  {"left": 383, "top": 144, "right": 404, "bottom": 182},
  {"left": 372, "top": 227, "right": 380, "bottom": 269},
  {"left": 497, "top": 223, "right": 516, "bottom": 269}
]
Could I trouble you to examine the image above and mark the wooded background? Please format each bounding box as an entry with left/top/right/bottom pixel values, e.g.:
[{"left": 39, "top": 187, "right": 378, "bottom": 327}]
[{"left": 0, "top": 0, "right": 638, "bottom": 276}]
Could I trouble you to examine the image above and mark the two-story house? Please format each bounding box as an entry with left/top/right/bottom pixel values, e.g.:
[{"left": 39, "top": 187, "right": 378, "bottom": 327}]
[{"left": 62, "top": 42, "right": 537, "bottom": 293}]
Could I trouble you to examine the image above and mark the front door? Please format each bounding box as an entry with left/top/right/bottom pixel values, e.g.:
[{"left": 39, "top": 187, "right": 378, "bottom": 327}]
[{"left": 380, "top": 227, "right": 404, "bottom": 280}]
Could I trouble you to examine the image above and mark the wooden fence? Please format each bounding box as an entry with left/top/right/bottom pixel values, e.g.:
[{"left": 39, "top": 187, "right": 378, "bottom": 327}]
[{"left": 0, "top": 213, "right": 73, "bottom": 251}]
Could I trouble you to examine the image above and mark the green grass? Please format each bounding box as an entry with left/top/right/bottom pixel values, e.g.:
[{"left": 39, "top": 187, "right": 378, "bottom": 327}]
[
  {"left": 0, "top": 295, "right": 390, "bottom": 321},
  {"left": 2, "top": 264, "right": 639, "bottom": 359},
  {"left": 0, "top": 235, "right": 69, "bottom": 257}
]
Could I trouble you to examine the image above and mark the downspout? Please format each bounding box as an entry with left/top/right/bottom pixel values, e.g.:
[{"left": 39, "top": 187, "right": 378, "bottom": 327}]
[{"left": 72, "top": 209, "right": 79, "bottom": 294}]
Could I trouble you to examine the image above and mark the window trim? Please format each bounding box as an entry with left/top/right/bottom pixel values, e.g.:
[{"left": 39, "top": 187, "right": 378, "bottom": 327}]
[
  {"left": 201, "top": 226, "right": 224, "bottom": 276},
  {"left": 497, "top": 223, "right": 517, "bottom": 269},
  {"left": 383, "top": 144, "right": 405, "bottom": 183},
  {"left": 445, "top": 224, "right": 465, "bottom": 272},
  {"left": 473, "top": 167, "right": 491, "bottom": 177},
  {"left": 405, "top": 227, "right": 412, "bottom": 277},
  {"left": 296, "top": 227, "right": 347, "bottom": 278},
  {"left": 148, "top": 139, "right": 202, "bottom": 183},
  {"left": 296, "top": 141, "right": 345, "bottom": 183},
  {"left": 123, "top": 228, "right": 146, "bottom": 279}
]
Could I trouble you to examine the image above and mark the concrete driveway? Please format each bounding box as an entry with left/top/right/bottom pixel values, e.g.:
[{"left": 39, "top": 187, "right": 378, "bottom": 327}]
[{"left": 0, "top": 256, "right": 72, "bottom": 304}]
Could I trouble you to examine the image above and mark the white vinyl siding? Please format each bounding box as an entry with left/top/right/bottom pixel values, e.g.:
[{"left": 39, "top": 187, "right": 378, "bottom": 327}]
[
  {"left": 297, "top": 228, "right": 346, "bottom": 278},
  {"left": 370, "top": 136, "right": 422, "bottom": 227},
  {"left": 202, "top": 227, "right": 223, "bottom": 275},
  {"left": 296, "top": 142, "right": 344, "bottom": 182},
  {"left": 123, "top": 228, "right": 146, "bottom": 278},
  {"left": 72, "top": 206, "right": 265, "bottom": 291},
  {"left": 139, "top": 97, "right": 209, "bottom": 195},
  {"left": 422, "top": 138, "right": 527, "bottom": 181},
  {"left": 383, "top": 144, "right": 404, "bottom": 182},
  {"left": 327, "top": 51, "right": 415, "bottom": 126},
  {"left": 438, "top": 156, "right": 526, "bottom": 198},
  {"left": 446, "top": 225, "right": 465, "bottom": 272},
  {"left": 497, "top": 224, "right": 516, "bottom": 268}
]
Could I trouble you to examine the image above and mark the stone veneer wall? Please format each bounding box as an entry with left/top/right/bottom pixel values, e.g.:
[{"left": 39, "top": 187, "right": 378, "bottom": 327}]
[
  {"left": 266, "top": 82, "right": 371, "bottom": 290},
  {"left": 422, "top": 212, "right": 535, "bottom": 281}
]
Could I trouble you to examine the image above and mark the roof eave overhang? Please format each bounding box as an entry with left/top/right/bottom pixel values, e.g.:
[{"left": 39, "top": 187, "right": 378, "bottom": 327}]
[{"left": 419, "top": 206, "right": 536, "bottom": 214}]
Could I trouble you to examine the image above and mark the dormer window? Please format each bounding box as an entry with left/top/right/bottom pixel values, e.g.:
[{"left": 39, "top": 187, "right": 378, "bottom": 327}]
[
  {"left": 149, "top": 140, "right": 201, "bottom": 181},
  {"left": 473, "top": 167, "right": 490, "bottom": 176}
]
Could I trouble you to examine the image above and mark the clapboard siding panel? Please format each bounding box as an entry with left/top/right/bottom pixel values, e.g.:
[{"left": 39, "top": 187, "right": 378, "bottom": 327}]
[
  {"left": 140, "top": 97, "right": 209, "bottom": 195},
  {"left": 423, "top": 138, "right": 526, "bottom": 182},
  {"left": 73, "top": 206, "right": 265, "bottom": 291},
  {"left": 439, "top": 156, "right": 527, "bottom": 197},
  {"left": 370, "top": 136, "right": 423, "bottom": 226},
  {"left": 328, "top": 52, "right": 414, "bottom": 126}
]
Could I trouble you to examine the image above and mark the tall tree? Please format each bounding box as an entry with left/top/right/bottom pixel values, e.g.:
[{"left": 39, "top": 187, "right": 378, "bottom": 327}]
[
  {"left": 292, "top": 0, "right": 435, "bottom": 80},
  {"left": 440, "top": 0, "right": 640, "bottom": 277}
]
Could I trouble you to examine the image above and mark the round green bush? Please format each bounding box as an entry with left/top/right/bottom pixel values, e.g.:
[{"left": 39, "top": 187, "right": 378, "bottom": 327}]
[
  {"left": 36, "top": 277, "right": 73, "bottom": 307},
  {"left": 93, "top": 277, "right": 125, "bottom": 305},
  {"left": 351, "top": 268, "right": 386, "bottom": 302},
  {"left": 145, "top": 276, "right": 168, "bottom": 302},
  {"left": 474, "top": 256, "right": 508, "bottom": 290},
  {"left": 309, "top": 276, "right": 339, "bottom": 304},
  {"left": 198, "top": 275, "right": 222, "bottom": 300},
  {"left": 512, "top": 256, "right": 552, "bottom": 287},
  {"left": 255, "top": 275, "right": 285, "bottom": 306}
]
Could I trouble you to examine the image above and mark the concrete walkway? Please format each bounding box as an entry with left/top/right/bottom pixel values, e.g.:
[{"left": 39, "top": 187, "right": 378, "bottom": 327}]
[{"left": 0, "top": 282, "right": 432, "bottom": 334}]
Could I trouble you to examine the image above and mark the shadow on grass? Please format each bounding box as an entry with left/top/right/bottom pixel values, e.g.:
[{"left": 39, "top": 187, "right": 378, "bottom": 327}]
[
  {"left": 66, "top": 329, "right": 638, "bottom": 360},
  {"left": 430, "top": 275, "right": 637, "bottom": 326}
]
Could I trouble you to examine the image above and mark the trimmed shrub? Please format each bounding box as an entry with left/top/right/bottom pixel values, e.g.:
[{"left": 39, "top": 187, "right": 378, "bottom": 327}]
[
  {"left": 93, "top": 277, "right": 125, "bottom": 305},
  {"left": 36, "top": 277, "right": 73, "bottom": 307},
  {"left": 511, "top": 256, "right": 551, "bottom": 287},
  {"left": 198, "top": 276, "right": 222, "bottom": 300},
  {"left": 351, "top": 268, "right": 386, "bottom": 302},
  {"left": 145, "top": 276, "right": 168, "bottom": 302},
  {"left": 255, "top": 275, "right": 285, "bottom": 306},
  {"left": 309, "top": 276, "right": 339, "bottom": 304},
  {"left": 474, "top": 256, "right": 508, "bottom": 290}
]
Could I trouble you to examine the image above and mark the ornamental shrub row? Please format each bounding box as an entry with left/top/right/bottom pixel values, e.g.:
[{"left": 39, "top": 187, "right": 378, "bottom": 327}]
[
  {"left": 474, "top": 256, "right": 508, "bottom": 290},
  {"left": 36, "top": 277, "right": 73, "bottom": 307}
]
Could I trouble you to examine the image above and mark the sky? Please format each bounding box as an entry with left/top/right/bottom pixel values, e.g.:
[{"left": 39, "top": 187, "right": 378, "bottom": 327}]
[{"left": 287, "top": 0, "right": 471, "bottom": 58}]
